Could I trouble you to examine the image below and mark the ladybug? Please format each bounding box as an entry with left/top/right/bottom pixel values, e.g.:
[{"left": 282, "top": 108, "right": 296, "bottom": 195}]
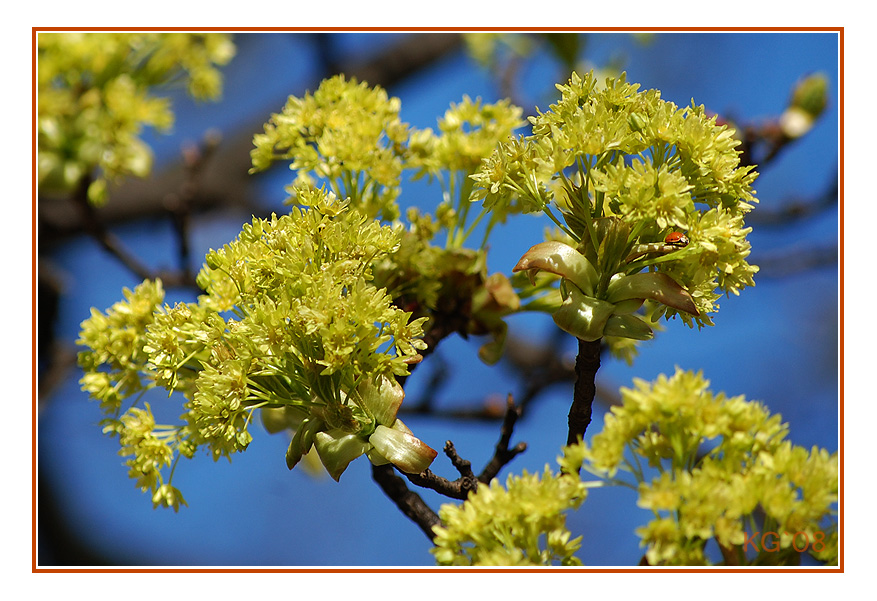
[{"left": 664, "top": 231, "right": 690, "bottom": 248}]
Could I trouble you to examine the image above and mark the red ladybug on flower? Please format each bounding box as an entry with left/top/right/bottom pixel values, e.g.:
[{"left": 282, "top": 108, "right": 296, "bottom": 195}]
[{"left": 663, "top": 231, "right": 690, "bottom": 248}]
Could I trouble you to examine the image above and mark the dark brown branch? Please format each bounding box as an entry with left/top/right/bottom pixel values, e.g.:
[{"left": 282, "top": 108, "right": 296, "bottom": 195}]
[
  {"left": 371, "top": 463, "right": 441, "bottom": 541},
  {"left": 404, "top": 442, "right": 478, "bottom": 500},
  {"left": 71, "top": 175, "right": 157, "bottom": 282},
  {"left": 717, "top": 541, "right": 742, "bottom": 566},
  {"left": 479, "top": 393, "right": 527, "bottom": 483},
  {"left": 567, "top": 338, "right": 602, "bottom": 446},
  {"left": 371, "top": 398, "right": 527, "bottom": 540},
  {"left": 371, "top": 378, "right": 527, "bottom": 542},
  {"left": 444, "top": 440, "right": 475, "bottom": 477},
  {"left": 403, "top": 396, "right": 527, "bottom": 497},
  {"left": 70, "top": 170, "right": 201, "bottom": 288},
  {"left": 738, "top": 120, "right": 790, "bottom": 168}
]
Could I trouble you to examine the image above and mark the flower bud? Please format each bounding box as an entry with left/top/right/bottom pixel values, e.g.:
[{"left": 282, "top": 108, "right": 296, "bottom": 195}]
[
  {"left": 513, "top": 241, "right": 598, "bottom": 296},
  {"left": 552, "top": 286, "right": 616, "bottom": 342},
  {"left": 369, "top": 424, "right": 437, "bottom": 474},
  {"left": 286, "top": 416, "right": 324, "bottom": 470},
  {"left": 313, "top": 428, "right": 371, "bottom": 481},
  {"left": 603, "top": 314, "right": 653, "bottom": 340},
  {"left": 628, "top": 112, "right": 647, "bottom": 132},
  {"left": 780, "top": 72, "right": 828, "bottom": 139},
  {"left": 358, "top": 375, "right": 404, "bottom": 427},
  {"left": 606, "top": 272, "right": 698, "bottom": 316}
]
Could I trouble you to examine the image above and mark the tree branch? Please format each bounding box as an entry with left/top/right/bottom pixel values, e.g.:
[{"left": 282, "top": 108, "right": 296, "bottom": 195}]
[
  {"left": 375, "top": 394, "right": 527, "bottom": 539},
  {"left": 503, "top": 328, "right": 576, "bottom": 412},
  {"left": 371, "top": 463, "right": 442, "bottom": 541},
  {"left": 403, "top": 396, "right": 527, "bottom": 497},
  {"left": 567, "top": 337, "right": 601, "bottom": 446},
  {"left": 479, "top": 394, "right": 528, "bottom": 483},
  {"left": 70, "top": 174, "right": 158, "bottom": 283},
  {"left": 403, "top": 441, "right": 478, "bottom": 500}
]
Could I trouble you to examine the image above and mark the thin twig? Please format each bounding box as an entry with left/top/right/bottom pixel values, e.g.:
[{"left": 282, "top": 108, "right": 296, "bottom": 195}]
[
  {"left": 402, "top": 396, "right": 527, "bottom": 497},
  {"left": 404, "top": 442, "right": 478, "bottom": 500},
  {"left": 479, "top": 394, "right": 528, "bottom": 483}
]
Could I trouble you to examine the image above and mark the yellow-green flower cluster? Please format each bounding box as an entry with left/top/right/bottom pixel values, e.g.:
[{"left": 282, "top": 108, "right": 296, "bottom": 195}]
[
  {"left": 408, "top": 95, "right": 524, "bottom": 176},
  {"left": 430, "top": 368, "right": 837, "bottom": 567},
  {"left": 78, "top": 189, "right": 436, "bottom": 505},
  {"left": 107, "top": 403, "right": 188, "bottom": 511},
  {"left": 408, "top": 95, "right": 525, "bottom": 249},
  {"left": 472, "top": 71, "right": 759, "bottom": 331},
  {"left": 78, "top": 73, "right": 536, "bottom": 505},
  {"left": 78, "top": 279, "right": 166, "bottom": 413},
  {"left": 38, "top": 32, "right": 235, "bottom": 205},
  {"left": 248, "top": 77, "right": 525, "bottom": 364},
  {"left": 195, "top": 196, "right": 427, "bottom": 385},
  {"left": 581, "top": 368, "right": 838, "bottom": 566},
  {"left": 251, "top": 75, "right": 526, "bottom": 250},
  {"left": 250, "top": 75, "right": 409, "bottom": 222},
  {"left": 432, "top": 467, "right": 586, "bottom": 566},
  {"left": 77, "top": 280, "right": 192, "bottom": 511}
]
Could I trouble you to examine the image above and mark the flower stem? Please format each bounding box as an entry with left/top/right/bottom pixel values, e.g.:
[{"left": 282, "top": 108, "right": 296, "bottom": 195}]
[{"left": 567, "top": 337, "right": 602, "bottom": 446}]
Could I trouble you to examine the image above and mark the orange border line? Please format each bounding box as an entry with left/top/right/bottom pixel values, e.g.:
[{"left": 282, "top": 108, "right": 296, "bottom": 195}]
[{"left": 32, "top": 26, "right": 844, "bottom": 575}]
